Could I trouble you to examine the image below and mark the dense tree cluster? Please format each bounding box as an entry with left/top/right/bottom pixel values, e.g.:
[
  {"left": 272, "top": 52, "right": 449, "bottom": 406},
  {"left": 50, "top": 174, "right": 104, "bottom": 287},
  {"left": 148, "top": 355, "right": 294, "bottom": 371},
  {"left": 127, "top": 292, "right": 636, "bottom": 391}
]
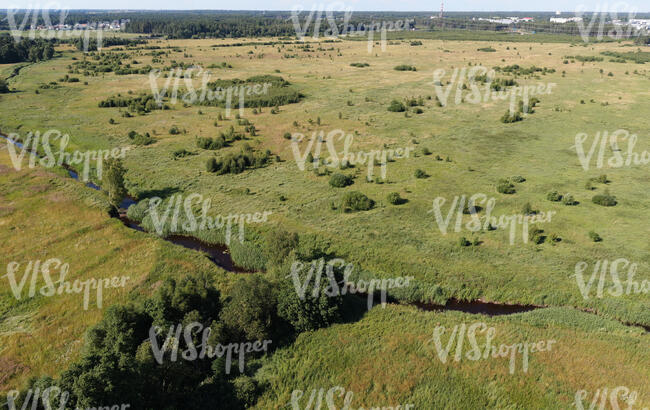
[
  {"left": 0, "top": 34, "right": 55, "bottom": 63},
  {"left": 206, "top": 145, "right": 272, "bottom": 175},
  {"left": 99, "top": 94, "right": 168, "bottom": 114}
]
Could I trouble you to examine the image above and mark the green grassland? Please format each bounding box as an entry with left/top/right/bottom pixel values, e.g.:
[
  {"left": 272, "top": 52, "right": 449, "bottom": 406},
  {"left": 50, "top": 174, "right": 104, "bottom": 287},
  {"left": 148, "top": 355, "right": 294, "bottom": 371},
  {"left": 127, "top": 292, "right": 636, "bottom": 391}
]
[
  {"left": 1, "top": 36, "right": 649, "bottom": 399},
  {"left": 254, "top": 304, "right": 650, "bottom": 408},
  {"left": 0, "top": 144, "right": 240, "bottom": 390},
  {"left": 1, "top": 38, "right": 648, "bottom": 327}
]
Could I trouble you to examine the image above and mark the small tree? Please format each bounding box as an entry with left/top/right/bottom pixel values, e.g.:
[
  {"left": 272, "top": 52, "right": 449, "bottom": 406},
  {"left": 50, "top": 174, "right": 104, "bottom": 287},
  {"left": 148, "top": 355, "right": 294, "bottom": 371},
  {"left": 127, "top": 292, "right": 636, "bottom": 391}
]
[{"left": 103, "top": 158, "right": 127, "bottom": 210}]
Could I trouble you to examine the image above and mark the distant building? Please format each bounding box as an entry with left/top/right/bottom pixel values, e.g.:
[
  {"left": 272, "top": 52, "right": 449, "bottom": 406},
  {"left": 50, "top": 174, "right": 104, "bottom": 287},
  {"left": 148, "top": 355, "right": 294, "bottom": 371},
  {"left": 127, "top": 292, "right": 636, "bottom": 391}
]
[{"left": 550, "top": 17, "right": 583, "bottom": 24}]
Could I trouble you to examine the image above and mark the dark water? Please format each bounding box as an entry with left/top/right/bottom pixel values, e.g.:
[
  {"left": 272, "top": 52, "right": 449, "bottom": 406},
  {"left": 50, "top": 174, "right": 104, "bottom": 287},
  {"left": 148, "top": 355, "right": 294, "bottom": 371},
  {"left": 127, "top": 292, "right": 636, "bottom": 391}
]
[
  {"left": 166, "top": 235, "right": 252, "bottom": 273},
  {"left": 415, "top": 298, "right": 540, "bottom": 316}
]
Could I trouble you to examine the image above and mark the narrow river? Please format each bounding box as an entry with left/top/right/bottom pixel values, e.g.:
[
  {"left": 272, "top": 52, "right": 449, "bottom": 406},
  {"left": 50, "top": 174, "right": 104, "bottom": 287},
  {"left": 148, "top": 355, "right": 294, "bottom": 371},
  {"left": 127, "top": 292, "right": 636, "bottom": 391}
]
[{"left": 1, "top": 132, "right": 649, "bottom": 329}]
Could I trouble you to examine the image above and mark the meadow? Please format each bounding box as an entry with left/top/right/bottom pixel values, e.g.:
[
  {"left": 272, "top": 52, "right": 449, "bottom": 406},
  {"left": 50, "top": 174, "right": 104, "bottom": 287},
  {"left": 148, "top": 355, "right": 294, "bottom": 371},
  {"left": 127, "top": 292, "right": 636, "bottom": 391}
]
[{"left": 0, "top": 32, "right": 649, "bottom": 406}]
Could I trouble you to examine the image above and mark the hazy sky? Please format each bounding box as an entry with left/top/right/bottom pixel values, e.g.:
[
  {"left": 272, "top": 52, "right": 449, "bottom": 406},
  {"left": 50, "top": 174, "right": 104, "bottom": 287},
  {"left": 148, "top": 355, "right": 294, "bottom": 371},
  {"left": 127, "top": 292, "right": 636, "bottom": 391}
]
[{"left": 3, "top": 0, "right": 649, "bottom": 12}]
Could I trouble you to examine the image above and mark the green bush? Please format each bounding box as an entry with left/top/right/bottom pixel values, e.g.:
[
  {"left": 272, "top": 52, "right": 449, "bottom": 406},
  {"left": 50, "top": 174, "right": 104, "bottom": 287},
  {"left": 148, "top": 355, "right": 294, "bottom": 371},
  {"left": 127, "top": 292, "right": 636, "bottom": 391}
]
[
  {"left": 196, "top": 135, "right": 226, "bottom": 150},
  {"left": 529, "top": 227, "right": 545, "bottom": 244},
  {"left": 277, "top": 265, "right": 342, "bottom": 332},
  {"left": 500, "top": 110, "right": 523, "bottom": 123},
  {"left": 387, "top": 100, "right": 406, "bottom": 112},
  {"left": 562, "top": 194, "right": 577, "bottom": 206},
  {"left": 206, "top": 146, "right": 272, "bottom": 175},
  {"left": 547, "top": 191, "right": 562, "bottom": 202},
  {"left": 496, "top": 179, "right": 516, "bottom": 194},
  {"left": 510, "top": 175, "right": 526, "bottom": 183},
  {"left": 127, "top": 130, "right": 155, "bottom": 146},
  {"left": 171, "top": 149, "right": 193, "bottom": 159},
  {"left": 263, "top": 229, "right": 299, "bottom": 267},
  {"left": 414, "top": 169, "right": 427, "bottom": 179},
  {"left": 220, "top": 276, "right": 280, "bottom": 341},
  {"left": 341, "top": 191, "right": 375, "bottom": 212},
  {"left": 350, "top": 62, "right": 369, "bottom": 67},
  {"left": 387, "top": 192, "right": 404, "bottom": 205},
  {"left": 588, "top": 231, "right": 603, "bottom": 242},
  {"left": 394, "top": 64, "right": 416, "bottom": 71},
  {"left": 592, "top": 191, "right": 617, "bottom": 206},
  {"left": 329, "top": 173, "right": 353, "bottom": 188}
]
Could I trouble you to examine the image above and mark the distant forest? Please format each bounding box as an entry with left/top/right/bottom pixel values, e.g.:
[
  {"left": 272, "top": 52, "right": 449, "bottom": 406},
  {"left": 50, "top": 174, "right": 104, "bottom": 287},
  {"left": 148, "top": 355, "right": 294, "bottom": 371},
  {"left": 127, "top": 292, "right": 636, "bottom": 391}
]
[{"left": 0, "top": 10, "right": 648, "bottom": 40}]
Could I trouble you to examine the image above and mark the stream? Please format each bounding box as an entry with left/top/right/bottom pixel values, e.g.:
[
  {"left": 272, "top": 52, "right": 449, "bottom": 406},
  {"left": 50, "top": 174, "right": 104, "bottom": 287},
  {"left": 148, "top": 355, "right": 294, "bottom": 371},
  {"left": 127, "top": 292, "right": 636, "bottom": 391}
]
[
  {"left": 1, "top": 133, "right": 649, "bottom": 329},
  {"left": 0, "top": 132, "right": 249, "bottom": 273}
]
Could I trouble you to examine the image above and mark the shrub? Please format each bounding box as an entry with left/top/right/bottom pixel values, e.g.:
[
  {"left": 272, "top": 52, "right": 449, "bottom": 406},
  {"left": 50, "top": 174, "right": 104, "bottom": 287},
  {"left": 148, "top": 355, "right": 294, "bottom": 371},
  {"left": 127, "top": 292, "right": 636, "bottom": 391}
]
[
  {"left": 477, "top": 47, "right": 497, "bottom": 52},
  {"left": 501, "top": 110, "right": 523, "bottom": 123},
  {"left": 422, "top": 147, "right": 432, "bottom": 156},
  {"left": 387, "top": 100, "right": 406, "bottom": 112},
  {"left": 387, "top": 192, "right": 404, "bottom": 205},
  {"left": 529, "top": 227, "right": 545, "bottom": 244},
  {"left": 496, "top": 180, "right": 516, "bottom": 194},
  {"left": 283, "top": 132, "right": 292, "bottom": 140},
  {"left": 459, "top": 237, "right": 471, "bottom": 247},
  {"left": 413, "top": 107, "right": 424, "bottom": 114},
  {"left": 329, "top": 173, "right": 353, "bottom": 188},
  {"left": 0, "top": 79, "right": 9, "bottom": 93},
  {"left": 169, "top": 126, "right": 180, "bottom": 135},
  {"left": 588, "top": 231, "right": 602, "bottom": 242},
  {"left": 547, "top": 191, "right": 562, "bottom": 202},
  {"left": 510, "top": 175, "right": 526, "bottom": 183},
  {"left": 196, "top": 136, "right": 226, "bottom": 150},
  {"left": 220, "top": 276, "right": 279, "bottom": 341},
  {"left": 341, "top": 191, "right": 374, "bottom": 212},
  {"left": 562, "top": 194, "right": 577, "bottom": 206},
  {"left": 263, "top": 229, "right": 299, "bottom": 267},
  {"left": 595, "top": 174, "right": 608, "bottom": 184},
  {"left": 205, "top": 147, "right": 272, "bottom": 175},
  {"left": 394, "top": 64, "right": 417, "bottom": 71},
  {"left": 172, "top": 149, "right": 193, "bottom": 159},
  {"left": 414, "top": 169, "right": 427, "bottom": 179},
  {"left": 127, "top": 130, "right": 155, "bottom": 146},
  {"left": 592, "top": 190, "right": 617, "bottom": 206},
  {"left": 350, "top": 62, "right": 369, "bottom": 67},
  {"left": 277, "top": 265, "right": 342, "bottom": 332},
  {"left": 522, "top": 202, "right": 536, "bottom": 215}
]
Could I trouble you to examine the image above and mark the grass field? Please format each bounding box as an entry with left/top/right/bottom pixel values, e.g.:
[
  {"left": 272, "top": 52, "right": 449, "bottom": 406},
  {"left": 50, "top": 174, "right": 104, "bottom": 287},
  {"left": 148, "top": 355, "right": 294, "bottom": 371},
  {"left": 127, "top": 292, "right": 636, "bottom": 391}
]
[
  {"left": 1, "top": 34, "right": 648, "bottom": 403},
  {"left": 0, "top": 143, "right": 240, "bottom": 390}
]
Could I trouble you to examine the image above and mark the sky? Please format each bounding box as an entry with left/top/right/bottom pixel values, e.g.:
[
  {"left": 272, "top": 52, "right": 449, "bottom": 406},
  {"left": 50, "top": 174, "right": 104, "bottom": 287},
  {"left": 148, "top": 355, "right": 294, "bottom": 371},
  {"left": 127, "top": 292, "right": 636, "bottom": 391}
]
[{"left": 2, "top": 0, "right": 649, "bottom": 12}]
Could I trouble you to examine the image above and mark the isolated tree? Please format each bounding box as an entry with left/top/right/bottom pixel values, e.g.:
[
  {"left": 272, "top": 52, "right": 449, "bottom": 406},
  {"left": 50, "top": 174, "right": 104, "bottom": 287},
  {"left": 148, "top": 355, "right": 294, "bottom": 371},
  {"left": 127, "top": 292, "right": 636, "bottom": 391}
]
[{"left": 103, "top": 158, "right": 127, "bottom": 209}]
